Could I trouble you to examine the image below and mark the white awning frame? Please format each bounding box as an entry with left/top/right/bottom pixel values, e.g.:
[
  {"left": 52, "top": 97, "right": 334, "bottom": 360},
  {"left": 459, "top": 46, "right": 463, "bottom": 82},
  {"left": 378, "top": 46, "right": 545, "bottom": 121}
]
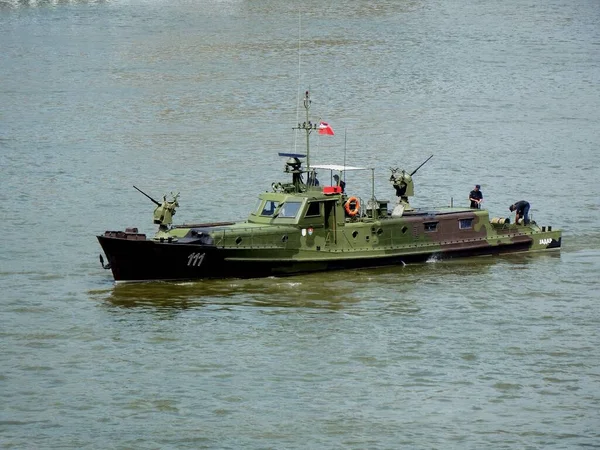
[{"left": 310, "top": 164, "right": 369, "bottom": 171}]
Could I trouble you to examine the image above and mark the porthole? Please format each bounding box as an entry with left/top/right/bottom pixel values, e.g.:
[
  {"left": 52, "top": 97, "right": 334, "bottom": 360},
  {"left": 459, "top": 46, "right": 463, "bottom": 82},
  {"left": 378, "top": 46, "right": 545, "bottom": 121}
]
[
  {"left": 459, "top": 218, "right": 473, "bottom": 230},
  {"left": 281, "top": 235, "right": 288, "bottom": 243},
  {"left": 235, "top": 236, "right": 242, "bottom": 245},
  {"left": 401, "top": 226, "right": 408, "bottom": 234},
  {"left": 352, "top": 231, "right": 359, "bottom": 239},
  {"left": 424, "top": 222, "right": 438, "bottom": 232}
]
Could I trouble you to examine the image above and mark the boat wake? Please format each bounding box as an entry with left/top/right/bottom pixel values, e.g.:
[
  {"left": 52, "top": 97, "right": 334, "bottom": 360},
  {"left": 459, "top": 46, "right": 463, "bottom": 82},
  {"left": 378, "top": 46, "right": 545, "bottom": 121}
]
[{"left": 426, "top": 254, "right": 441, "bottom": 263}]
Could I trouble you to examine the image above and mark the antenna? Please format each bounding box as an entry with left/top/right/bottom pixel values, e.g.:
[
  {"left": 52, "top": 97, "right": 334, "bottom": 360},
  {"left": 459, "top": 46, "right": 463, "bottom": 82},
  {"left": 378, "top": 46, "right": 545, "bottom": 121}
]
[
  {"left": 293, "top": 10, "right": 302, "bottom": 154},
  {"left": 343, "top": 129, "right": 347, "bottom": 184}
]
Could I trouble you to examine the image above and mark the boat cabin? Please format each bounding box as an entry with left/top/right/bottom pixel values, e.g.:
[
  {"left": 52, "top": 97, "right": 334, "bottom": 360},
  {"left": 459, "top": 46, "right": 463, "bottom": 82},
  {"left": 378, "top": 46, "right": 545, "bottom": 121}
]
[{"left": 248, "top": 191, "right": 341, "bottom": 230}]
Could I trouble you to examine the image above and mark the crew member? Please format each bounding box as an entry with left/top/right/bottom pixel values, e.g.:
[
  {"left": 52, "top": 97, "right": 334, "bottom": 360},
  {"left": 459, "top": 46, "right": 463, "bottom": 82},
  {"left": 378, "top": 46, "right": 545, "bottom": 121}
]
[
  {"left": 469, "top": 184, "right": 483, "bottom": 209},
  {"left": 509, "top": 200, "right": 530, "bottom": 225},
  {"left": 333, "top": 174, "right": 346, "bottom": 193}
]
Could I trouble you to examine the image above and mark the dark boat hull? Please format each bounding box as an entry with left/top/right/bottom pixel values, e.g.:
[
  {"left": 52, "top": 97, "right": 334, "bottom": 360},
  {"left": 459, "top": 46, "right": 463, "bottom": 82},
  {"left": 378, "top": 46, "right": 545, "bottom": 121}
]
[{"left": 97, "top": 233, "right": 551, "bottom": 282}]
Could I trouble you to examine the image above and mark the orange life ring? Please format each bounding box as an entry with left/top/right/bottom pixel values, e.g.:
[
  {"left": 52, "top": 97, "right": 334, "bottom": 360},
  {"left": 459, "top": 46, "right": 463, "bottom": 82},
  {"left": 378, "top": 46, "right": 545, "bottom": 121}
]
[{"left": 344, "top": 196, "right": 360, "bottom": 216}]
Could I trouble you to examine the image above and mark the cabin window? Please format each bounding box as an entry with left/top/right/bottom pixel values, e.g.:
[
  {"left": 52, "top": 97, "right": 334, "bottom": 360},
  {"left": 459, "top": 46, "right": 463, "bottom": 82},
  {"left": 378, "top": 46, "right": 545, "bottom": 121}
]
[
  {"left": 305, "top": 202, "right": 321, "bottom": 218},
  {"left": 279, "top": 201, "right": 302, "bottom": 218},
  {"left": 424, "top": 222, "right": 438, "bottom": 232},
  {"left": 459, "top": 218, "right": 473, "bottom": 229},
  {"left": 252, "top": 199, "right": 263, "bottom": 215},
  {"left": 260, "top": 200, "right": 279, "bottom": 216}
]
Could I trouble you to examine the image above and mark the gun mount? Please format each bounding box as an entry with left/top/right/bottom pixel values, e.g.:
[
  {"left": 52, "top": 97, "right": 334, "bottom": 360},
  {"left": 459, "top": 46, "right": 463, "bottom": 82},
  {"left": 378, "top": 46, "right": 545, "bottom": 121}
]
[
  {"left": 153, "top": 192, "right": 180, "bottom": 230},
  {"left": 389, "top": 155, "right": 433, "bottom": 211},
  {"left": 272, "top": 153, "right": 308, "bottom": 193},
  {"left": 134, "top": 186, "right": 180, "bottom": 231},
  {"left": 390, "top": 168, "right": 414, "bottom": 200},
  {"left": 285, "top": 156, "right": 304, "bottom": 190}
]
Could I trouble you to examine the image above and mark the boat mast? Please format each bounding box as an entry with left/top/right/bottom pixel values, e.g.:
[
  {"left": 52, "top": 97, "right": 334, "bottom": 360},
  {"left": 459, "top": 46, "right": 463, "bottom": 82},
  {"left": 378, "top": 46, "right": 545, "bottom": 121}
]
[
  {"left": 304, "top": 91, "right": 311, "bottom": 169},
  {"left": 296, "top": 90, "right": 317, "bottom": 170}
]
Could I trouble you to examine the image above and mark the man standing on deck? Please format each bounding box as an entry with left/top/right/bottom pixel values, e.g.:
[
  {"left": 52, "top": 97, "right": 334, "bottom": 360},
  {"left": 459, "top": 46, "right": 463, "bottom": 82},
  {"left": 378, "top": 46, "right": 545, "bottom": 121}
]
[
  {"left": 333, "top": 174, "right": 346, "bottom": 193},
  {"left": 469, "top": 184, "right": 483, "bottom": 209},
  {"left": 510, "top": 200, "right": 530, "bottom": 225}
]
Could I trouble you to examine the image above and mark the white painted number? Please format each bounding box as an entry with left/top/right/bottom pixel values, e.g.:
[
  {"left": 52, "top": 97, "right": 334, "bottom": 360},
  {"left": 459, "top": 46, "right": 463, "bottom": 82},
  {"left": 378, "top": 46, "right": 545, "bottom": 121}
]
[
  {"left": 187, "top": 252, "right": 206, "bottom": 267},
  {"left": 539, "top": 238, "right": 553, "bottom": 245}
]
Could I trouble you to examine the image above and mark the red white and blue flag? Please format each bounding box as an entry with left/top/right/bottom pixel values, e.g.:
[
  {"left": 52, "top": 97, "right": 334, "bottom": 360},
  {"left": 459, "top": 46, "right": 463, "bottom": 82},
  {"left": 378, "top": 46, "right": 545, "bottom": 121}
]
[{"left": 318, "top": 121, "right": 334, "bottom": 136}]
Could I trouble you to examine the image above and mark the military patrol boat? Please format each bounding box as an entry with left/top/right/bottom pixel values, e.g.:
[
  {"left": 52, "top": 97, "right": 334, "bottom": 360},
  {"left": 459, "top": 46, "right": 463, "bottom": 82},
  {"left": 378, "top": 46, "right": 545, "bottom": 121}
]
[{"left": 98, "top": 91, "right": 562, "bottom": 282}]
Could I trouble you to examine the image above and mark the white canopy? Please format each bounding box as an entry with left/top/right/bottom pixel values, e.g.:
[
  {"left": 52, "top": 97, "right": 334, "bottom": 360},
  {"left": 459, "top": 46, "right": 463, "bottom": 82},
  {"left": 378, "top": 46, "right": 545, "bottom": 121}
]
[{"left": 310, "top": 164, "right": 368, "bottom": 171}]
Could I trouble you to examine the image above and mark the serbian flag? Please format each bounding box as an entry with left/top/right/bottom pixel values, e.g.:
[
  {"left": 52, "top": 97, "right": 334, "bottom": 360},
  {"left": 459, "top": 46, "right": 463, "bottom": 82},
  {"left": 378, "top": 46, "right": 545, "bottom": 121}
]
[{"left": 318, "top": 121, "right": 334, "bottom": 136}]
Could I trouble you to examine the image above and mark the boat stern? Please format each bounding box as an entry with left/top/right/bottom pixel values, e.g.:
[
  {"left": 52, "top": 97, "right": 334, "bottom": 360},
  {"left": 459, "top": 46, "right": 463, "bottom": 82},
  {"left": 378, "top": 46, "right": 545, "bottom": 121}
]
[{"left": 530, "top": 226, "right": 562, "bottom": 251}]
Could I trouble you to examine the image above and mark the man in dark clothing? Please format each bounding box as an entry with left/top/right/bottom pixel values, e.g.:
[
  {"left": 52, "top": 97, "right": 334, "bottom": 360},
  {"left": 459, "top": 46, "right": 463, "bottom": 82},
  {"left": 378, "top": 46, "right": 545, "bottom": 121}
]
[
  {"left": 333, "top": 174, "right": 346, "bottom": 193},
  {"left": 510, "top": 200, "right": 530, "bottom": 225},
  {"left": 307, "top": 171, "right": 319, "bottom": 186},
  {"left": 469, "top": 184, "right": 483, "bottom": 209}
]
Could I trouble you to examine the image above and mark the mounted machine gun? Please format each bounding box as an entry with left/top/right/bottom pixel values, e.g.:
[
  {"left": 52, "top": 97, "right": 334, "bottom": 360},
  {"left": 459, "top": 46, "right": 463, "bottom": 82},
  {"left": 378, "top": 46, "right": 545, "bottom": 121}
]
[
  {"left": 390, "top": 154, "right": 433, "bottom": 213},
  {"left": 133, "top": 185, "right": 180, "bottom": 231}
]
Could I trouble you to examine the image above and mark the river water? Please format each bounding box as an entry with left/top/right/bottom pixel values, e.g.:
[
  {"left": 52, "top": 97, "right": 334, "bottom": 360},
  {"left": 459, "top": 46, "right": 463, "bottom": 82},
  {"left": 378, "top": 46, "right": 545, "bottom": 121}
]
[{"left": 1, "top": 0, "right": 599, "bottom": 448}]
